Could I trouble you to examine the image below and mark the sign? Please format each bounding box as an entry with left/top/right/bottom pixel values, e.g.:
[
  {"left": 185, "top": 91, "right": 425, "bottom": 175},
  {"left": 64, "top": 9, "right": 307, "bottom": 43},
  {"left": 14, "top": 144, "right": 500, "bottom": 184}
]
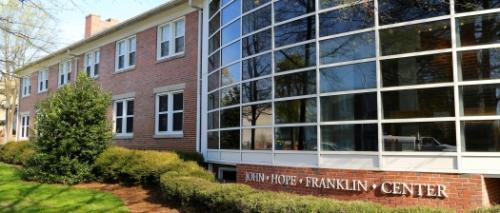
[{"left": 244, "top": 172, "right": 448, "bottom": 198}]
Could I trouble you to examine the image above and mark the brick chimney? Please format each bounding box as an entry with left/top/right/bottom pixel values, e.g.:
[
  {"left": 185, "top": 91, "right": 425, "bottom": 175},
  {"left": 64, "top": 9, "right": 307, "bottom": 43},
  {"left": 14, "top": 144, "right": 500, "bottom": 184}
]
[{"left": 84, "top": 15, "right": 120, "bottom": 38}]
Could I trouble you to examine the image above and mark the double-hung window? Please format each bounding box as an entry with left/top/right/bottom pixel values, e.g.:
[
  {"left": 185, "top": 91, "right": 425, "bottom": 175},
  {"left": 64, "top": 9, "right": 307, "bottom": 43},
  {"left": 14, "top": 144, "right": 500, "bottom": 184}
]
[
  {"left": 157, "top": 18, "right": 185, "bottom": 60},
  {"left": 85, "top": 50, "right": 100, "bottom": 78},
  {"left": 113, "top": 99, "right": 134, "bottom": 137},
  {"left": 58, "top": 60, "right": 72, "bottom": 86},
  {"left": 38, "top": 69, "right": 49, "bottom": 93},
  {"left": 21, "top": 76, "right": 31, "bottom": 97},
  {"left": 20, "top": 113, "right": 29, "bottom": 139},
  {"left": 116, "top": 36, "right": 136, "bottom": 71},
  {"left": 155, "top": 91, "right": 184, "bottom": 135}
]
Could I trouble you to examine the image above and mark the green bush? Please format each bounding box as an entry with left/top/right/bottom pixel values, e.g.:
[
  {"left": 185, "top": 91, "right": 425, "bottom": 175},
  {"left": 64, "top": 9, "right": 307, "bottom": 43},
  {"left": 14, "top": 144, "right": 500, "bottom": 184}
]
[
  {"left": 94, "top": 146, "right": 214, "bottom": 185},
  {"left": 0, "top": 141, "right": 34, "bottom": 165},
  {"left": 471, "top": 206, "right": 500, "bottom": 213},
  {"left": 22, "top": 72, "right": 112, "bottom": 184},
  {"left": 160, "top": 173, "right": 452, "bottom": 213},
  {"left": 174, "top": 150, "right": 205, "bottom": 166}
]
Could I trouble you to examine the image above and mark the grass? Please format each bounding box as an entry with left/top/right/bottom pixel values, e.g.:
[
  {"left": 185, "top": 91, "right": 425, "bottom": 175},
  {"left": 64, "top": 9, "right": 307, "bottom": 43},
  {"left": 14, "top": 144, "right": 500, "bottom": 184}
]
[{"left": 0, "top": 163, "right": 128, "bottom": 213}]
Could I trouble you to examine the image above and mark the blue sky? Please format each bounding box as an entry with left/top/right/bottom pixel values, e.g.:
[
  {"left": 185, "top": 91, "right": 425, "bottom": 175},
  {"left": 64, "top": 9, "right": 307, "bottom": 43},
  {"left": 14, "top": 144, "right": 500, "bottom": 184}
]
[{"left": 54, "top": 0, "right": 168, "bottom": 47}]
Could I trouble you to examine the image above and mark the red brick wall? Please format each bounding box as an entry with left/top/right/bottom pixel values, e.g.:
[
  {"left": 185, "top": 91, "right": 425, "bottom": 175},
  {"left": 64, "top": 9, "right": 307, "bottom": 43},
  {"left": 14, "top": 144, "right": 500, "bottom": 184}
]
[
  {"left": 237, "top": 164, "right": 484, "bottom": 212},
  {"left": 19, "top": 11, "right": 199, "bottom": 152}
]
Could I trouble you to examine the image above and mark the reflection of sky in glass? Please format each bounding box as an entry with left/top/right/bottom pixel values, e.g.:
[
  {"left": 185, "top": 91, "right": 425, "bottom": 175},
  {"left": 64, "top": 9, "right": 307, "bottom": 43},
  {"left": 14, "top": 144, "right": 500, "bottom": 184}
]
[
  {"left": 320, "top": 32, "right": 375, "bottom": 64},
  {"left": 222, "top": 20, "right": 241, "bottom": 45},
  {"left": 222, "top": 41, "right": 241, "bottom": 66},
  {"left": 320, "top": 62, "right": 376, "bottom": 93},
  {"left": 222, "top": 0, "right": 241, "bottom": 25}
]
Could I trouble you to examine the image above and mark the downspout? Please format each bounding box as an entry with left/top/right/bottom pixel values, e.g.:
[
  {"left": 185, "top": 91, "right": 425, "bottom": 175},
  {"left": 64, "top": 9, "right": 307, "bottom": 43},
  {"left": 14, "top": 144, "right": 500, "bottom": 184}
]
[{"left": 190, "top": 0, "right": 203, "bottom": 153}]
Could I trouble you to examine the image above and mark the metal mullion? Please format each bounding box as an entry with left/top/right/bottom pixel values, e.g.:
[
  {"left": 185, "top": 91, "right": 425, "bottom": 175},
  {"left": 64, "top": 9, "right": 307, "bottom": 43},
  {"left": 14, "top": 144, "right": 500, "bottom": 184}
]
[
  {"left": 450, "top": 0, "right": 463, "bottom": 172},
  {"left": 241, "top": 25, "right": 272, "bottom": 38},
  {"left": 381, "top": 117, "right": 456, "bottom": 123},
  {"left": 379, "top": 48, "right": 453, "bottom": 60},
  {"left": 460, "top": 116, "right": 500, "bottom": 121},
  {"left": 274, "top": 123, "right": 317, "bottom": 128},
  {"left": 318, "top": 28, "right": 375, "bottom": 41},
  {"left": 274, "top": 39, "right": 316, "bottom": 51},
  {"left": 241, "top": 1, "right": 273, "bottom": 16},
  {"left": 456, "top": 43, "right": 500, "bottom": 52},
  {"left": 378, "top": 15, "right": 451, "bottom": 30},
  {"left": 240, "top": 74, "right": 272, "bottom": 85},
  {"left": 319, "top": 88, "right": 378, "bottom": 97},
  {"left": 274, "top": 94, "right": 317, "bottom": 102},
  {"left": 373, "top": 0, "right": 383, "bottom": 171},
  {"left": 320, "top": 120, "right": 379, "bottom": 125},
  {"left": 317, "top": 0, "right": 374, "bottom": 13},
  {"left": 273, "top": 67, "right": 316, "bottom": 76},
  {"left": 379, "top": 83, "right": 455, "bottom": 92},
  {"left": 241, "top": 49, "right": 272, "bottom": 61},
  {"left": 273, "top": 12, "right": 316, "bottom": 27},
  {"left": 270, "top": 0, "right": 276, "bottom": 165},
  {"left": 454, "top": 7, "right": 500, "bottom": 18}
]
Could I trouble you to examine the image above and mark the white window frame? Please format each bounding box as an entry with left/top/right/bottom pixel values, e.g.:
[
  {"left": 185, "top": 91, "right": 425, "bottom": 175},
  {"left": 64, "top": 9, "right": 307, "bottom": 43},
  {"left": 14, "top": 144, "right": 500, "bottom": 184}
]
[
  {"left": 157, "top": 17, "right": 185, "bottom": 60},
  {"left": 20, "top": 113, "right": 29, "bottom": 139},
  {"left": 115, "top": 36, "right": 136, "bottom": 72},
  {"left": 113, "top": 98, "right": 134, "bottom": 138},
  {"left": 37, "top": 69, "right": 49, "bottom": 93},
  {"left": 85, "top": 49, "right": 100, "bottom": 78},
  {"left": 58, "top": 60, "right": 72, "bottom": 87},
  {"left": 21, "top": 75, "right": 31, "bottom": 97},
  {"left": 155, "top": 91, "right": 184, "bottom": 136}
]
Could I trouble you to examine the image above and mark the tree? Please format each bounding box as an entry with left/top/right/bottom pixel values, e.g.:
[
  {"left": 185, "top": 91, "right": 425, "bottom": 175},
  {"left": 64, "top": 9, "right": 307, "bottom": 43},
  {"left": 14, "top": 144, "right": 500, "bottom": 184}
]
[
  {"left": 0, "top": 0, "right": 59, "bottom": 143},
  {"left": 22, "top": 72, "right": 112, "bottom": 184}
]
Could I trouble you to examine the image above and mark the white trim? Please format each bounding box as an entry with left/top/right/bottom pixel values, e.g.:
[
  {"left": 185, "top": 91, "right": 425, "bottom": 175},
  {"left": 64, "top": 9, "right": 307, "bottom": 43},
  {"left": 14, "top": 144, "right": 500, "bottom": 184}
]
[
  {"left": 112, "top": 98, "right": 134, "bottom": 138},
  {"left": 58, "top": 59, "right": 72, "bottom": 87},
  {"left": 21, "top": 75, "right": 31, "bottom": 97},
  {"left": 115, "top": 35, "right": 137, "bottom": 72},
  {"left": 37, "top": 69, "right": 49, "bottom": 93},
  {"left": 154, "top": 91, "right": 184, "bottom": 136},
  {"left": 19, "top": 112, "right": 29, "bottom": 140},
  {"left": 157, "top": 17, "right": 186, "bottom": 60},
  {"left": 84, "top": 49, "right": 100, "bottom": 78}
]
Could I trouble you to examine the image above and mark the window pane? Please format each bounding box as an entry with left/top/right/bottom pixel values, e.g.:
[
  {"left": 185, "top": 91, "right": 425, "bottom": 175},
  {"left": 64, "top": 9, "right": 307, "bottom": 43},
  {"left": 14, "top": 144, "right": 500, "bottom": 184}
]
[
  {"left": 459, "top": 48, "right": 500, "bottom": 81},
  {"left": 129, "top": 38, "right": 136, "bottom": 51},
  {"left": 378, "top": 0, "right": 449, "bottom": 25},
  {"left": 222, "top": 0, "right": 241, "bottom": 25},
  {"left": 319, "top": 2, "right": 374, "bottom": 37},
  {"left": 221, "top": 63, "right": 241, "bottom": 86},
  {"left": 209, "top": 51, "right": 220, "bottom": 72},
  {"left": 274, "top": 16, "right": 316, "bottom": 48},
  {"left": 116, "top": 102, "right": 123, "bottom": 116},
  {"left": 129, "top": 52, "right": 136, "bottom": 66},
  {"left": 321, "top": 124, "right": 378, "bottom": 151},
  {"left": 208, "top": 71, "right": 220, "bottom": 92},
  {"left": 208, "top": 91, "right": 220, "bottom": 110},
  {"left": 455, "top": 0, "right": 500, "bottom": 12},
  {"left": 275, "top": 98, "right": 317, "bottom": 123},
  {"left": 242, "top": 53, "right": 272, "bottom": 80},
  {"left": 209, "top": 32, "right": 220, "bottom": 54},
  {"left": 462, "top": 120, "right": 500, "bottom": 152},
  {"left": 118, "top": 56, "right": 125, "bottom": 69},
  {"left": 208, "top": 111, "right": 219, "bottom": 129},
  {"left": 158, "top": 95, "right": 168, "bottom": 112},
  {"left": 173, "top": 113, "right": 183, "bottom": 131},
  {"left": 461, "top": 84, "right": 500, "bottom": 116},
  {"left": 381, "top": 53, "right": 453, "bottom": 87},
  {"left": 274, "top": 0, "right": 315, "bottom": 23},
  {"left": 382, "top": 87, "right": 455, "bottom": 119},
  {"left": 207, "top": 131, "right": 219, "bottom": 149},
  {"left": 275, "top": 70, "right": 316, "bottom": 98},
  {"left": 175, "top": 37, "right": 185, "bottom": 53},
  {"left": 319, "top": 32, "right": 375, "bottom": 64},
  {"left": 242, "top": 29, "right": 272, "bottom": 57},
  {"left": 321, "top": 93, "right": 377, "bottom": 121},
  {"left": 275, "top": 126, "right": 317, "bottom": 151},
  {"left": 127, "top": 101, "right": 134, "bottom": 116},
  {"left": 383, "top": 122, "right": 457, "bottom": 152},
  {"left": 126, "top": 117, "right": 134, "bottom": 133},
  {"left": 161, "top": 25, "right": 171, "bottom": 42},
  {"left": 221, "top": 85, "right": 240, "bottom": 106},
  {"left": 159, "top": 114, "right": 168, "bottom": 132},
  {"left": 209, "top": 0, "right": 220, "bottom": 17},
  {"left": 320, "top": 62, "right": 376, "bottom": 93},
  {"left": 221, "top": 107, "right": 240, "bottom": 128},
  {"left": 175, "top": 20, "right": 185, "bottom": 37},
  {"left": 319, "top": 0, "right": 362, "bottom": 9},
  {"left": 209, "top": 13, "right": 220, "bottom": 35},
  {"left": 242, "top": 5, "right": 272, "bottom": 35},
  {"left": 222, "top": 41, "right": 241, "bottom": 66},
  {"left": 222, "top": 20, "right": 241, "bottom": 45},
  {"left": 242, "top": 128, "right": 273, "bottom": 150},
  {"left": 275, "top": 43, "right": 316, "bottom": 72},
  {"left": 220, "top": 130, "right": 240, "bottom": 149},
  {"left": 162, "top": 40, "right": 170, "bottom": 57},
  {"left": 242, "top": 103, "right": 273, "bottom": 126},
  {"left": 457, "top": 13, "right": 500, "bottom": 47},
  {"left": 243, "top": 0, "right": 270, "bottom": 12},
  {"left": 242, "top": 78, "right": 272, "bottom": 103},
  {"left": 380, "top": 20, "right": 451, "bottom": 56},
  {"left": 116, "top": 118, "right": 123, "bottom": 133},
  {"left": 174, "top": 93, "right": 183, "bottom": 110}
]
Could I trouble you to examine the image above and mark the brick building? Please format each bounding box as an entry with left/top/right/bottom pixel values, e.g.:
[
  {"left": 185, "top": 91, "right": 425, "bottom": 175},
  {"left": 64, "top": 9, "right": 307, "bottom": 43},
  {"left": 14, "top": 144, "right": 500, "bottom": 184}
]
[
  {"left": 16, "top": 0, "right": 203, "bottom": 152},
  {"left": 14, "top": 0, "right": 500, "bottom": 211}
]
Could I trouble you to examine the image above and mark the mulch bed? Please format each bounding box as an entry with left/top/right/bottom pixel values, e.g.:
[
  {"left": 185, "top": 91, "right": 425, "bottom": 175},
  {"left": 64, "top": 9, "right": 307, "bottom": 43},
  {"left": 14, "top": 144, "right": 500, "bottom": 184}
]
[{"left": 75, "top": 183, "right": 182, "bottom": 213}]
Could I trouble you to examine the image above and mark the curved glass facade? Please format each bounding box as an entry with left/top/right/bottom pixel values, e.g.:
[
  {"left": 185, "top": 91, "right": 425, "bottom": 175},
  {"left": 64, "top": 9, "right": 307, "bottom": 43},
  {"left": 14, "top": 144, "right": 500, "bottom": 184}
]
[{"left": 204, "top": 0, "right": 500, "bottom": 165}]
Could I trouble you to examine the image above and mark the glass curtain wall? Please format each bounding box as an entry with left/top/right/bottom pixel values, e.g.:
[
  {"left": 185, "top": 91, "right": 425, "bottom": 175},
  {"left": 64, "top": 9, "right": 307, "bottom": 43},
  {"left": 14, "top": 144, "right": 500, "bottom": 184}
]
[{"left": 206, "top": 0, "right": 500, "bottom": 155}]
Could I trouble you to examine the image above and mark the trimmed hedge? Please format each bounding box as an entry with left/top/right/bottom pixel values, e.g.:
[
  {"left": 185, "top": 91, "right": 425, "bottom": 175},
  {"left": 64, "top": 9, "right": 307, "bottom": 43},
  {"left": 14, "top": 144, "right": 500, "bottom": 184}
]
[
  {"left": 0, "top": 141, "right": 34, "bottom": 165},
  {"left": 93, "top": 146, "right": 214, "bottom": 185},
  {"left": 472, "top": 206, "right": 500, "bottom": 213},
  {"left": 160, "top": 173, "right": 452, "bottom": 213}
]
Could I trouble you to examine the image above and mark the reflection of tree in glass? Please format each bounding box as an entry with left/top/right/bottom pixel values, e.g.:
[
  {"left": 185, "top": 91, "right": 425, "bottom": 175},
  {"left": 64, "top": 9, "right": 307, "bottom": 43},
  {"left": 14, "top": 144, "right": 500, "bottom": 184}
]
[
  {"left": 221, "top": 86, "right": 240, "bottom": 106},
  {"left": 242, "top": 104, "right": 272, "bottom": 149}
]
